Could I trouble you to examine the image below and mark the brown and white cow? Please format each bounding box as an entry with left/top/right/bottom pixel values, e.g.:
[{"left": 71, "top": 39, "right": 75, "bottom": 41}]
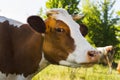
[
  {"left": 97, "top": 46, "right": 115, "bottom": 73},
  {"left": 0, "top": 9, "right": 102, "bottom": 80}
]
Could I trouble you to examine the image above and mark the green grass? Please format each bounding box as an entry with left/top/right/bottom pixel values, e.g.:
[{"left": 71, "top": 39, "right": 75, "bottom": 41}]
[{"left": 32, "top": 64, "right": 120, "bottom": 80}]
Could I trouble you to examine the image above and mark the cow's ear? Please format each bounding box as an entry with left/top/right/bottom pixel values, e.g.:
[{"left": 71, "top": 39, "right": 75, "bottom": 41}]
[
  {"left": 80, "top": 24, "right": 88, "bottom": 37},
  {"left": 27, "top": 16, "right": 46, "bottom": 33}
]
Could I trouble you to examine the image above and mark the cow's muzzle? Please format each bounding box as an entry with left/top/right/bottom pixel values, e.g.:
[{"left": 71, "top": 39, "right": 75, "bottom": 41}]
[{"left": 87, "top": 50, "right": 102, "bottom": 63}]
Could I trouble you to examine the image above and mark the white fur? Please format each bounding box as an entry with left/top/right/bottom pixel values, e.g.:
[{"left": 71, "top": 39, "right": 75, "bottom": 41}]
[
  {"left": 0, "top": 72, "right": 6, "bottom": 80},
  {"left": 96, "top": 47, "right": 107, "bottom": 55},
  {"left": 0, "top": 72, "right": 33, "bottom": 80},
  {"left": 39, "top": 52, "right": 50, "bottom": 70},
  {"left": 48, "top": 9, "right": 96, "bottom": 66},
  {"left": 0, "top": 16, "right": 23, "bottom": 27},
  {"left": 97, "top": 45, "right": 113, "bottom": 55}
]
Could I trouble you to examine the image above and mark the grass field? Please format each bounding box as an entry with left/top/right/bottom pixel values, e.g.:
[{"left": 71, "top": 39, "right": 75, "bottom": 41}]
[{"left": 32, "top": 64, "right": 120, "bottom": 80}]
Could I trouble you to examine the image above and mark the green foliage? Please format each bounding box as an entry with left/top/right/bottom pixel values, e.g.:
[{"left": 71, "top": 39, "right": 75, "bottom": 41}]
[
  {"left": 117, "top": 11, "right": 120, "bottom": 15},
  {"left": 38, "top": 7, "right": 47, "bottom": 19},
  {"left": 46, "top": 0, "right": 80, "bottom": 15},
  {"left": 81, "top": 0, "right": 120, "bottom": 59},
  {"left": 114, "top": 25, "right": 120, "bottom": 59}
]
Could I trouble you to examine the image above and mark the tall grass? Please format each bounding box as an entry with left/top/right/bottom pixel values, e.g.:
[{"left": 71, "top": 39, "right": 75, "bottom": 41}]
[{"left": 32, "top": 64, "right": 120, "bottom": 80}]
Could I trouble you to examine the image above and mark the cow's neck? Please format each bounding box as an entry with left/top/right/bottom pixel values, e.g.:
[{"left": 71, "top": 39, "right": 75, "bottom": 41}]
[
  {"left": 38, "top": 34, "right": 50, "bottom": 71},
  {"left": 32, "top": 52, "right": 50, "bottom": 78}
]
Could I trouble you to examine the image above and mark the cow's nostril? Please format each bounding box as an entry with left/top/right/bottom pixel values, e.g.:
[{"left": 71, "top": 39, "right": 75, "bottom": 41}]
[
  {"left": 88, "top": 53, "right": 94, "bottom": 57},
  {"left": 88, "top": 51, "right": 96, "bottom": 57}
]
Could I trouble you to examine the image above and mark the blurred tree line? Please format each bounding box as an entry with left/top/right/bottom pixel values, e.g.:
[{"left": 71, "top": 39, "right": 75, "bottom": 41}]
[{"left": 39, "top": 0, "right": 120, "bottom": 59}]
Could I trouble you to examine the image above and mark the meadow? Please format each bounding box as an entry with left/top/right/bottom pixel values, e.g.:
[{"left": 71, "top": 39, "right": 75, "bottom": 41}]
[{"left": 32, "top": 64, "right": 120, "bottom": 80}]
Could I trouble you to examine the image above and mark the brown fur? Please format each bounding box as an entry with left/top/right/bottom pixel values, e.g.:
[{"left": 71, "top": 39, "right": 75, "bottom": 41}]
[
  {"left": 0, "top": 21, "right": 43, "bottom": 77},
  {"left": 43, "top": 18, "right": 75, "bottom": 64},
  {"left": 80, "top": 24, "right": 88, "bottom": 37}
]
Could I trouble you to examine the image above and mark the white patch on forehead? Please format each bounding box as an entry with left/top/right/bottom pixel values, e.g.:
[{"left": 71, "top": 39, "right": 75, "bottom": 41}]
[
  {"left": 0, "top": 16, "right": 23, "bottom": 27},
  {"left": 48, "top": 9, "right": 95, "bottom": 65}
]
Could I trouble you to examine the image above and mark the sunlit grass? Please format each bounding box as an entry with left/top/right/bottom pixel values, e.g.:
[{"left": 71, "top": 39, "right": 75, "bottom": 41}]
[{"left": 32, "top": 64, "right": 120, "bottom": 80}]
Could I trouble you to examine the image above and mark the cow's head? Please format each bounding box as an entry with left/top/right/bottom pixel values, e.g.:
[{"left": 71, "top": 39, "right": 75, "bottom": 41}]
[{"left": 27, "top": 9, "right": 102, "bottom": 67}]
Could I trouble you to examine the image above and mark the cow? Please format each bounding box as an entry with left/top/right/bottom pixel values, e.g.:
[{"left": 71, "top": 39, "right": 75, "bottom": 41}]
[
  {"left": 96, "top": 46, "right": 115, "bottom": 73},
  {"left": 0, "top": 8, "right": 102, "bottom": 80}
]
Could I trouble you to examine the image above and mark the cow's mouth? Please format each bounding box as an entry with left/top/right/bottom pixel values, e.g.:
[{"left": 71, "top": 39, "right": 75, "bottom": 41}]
[
  {"left": 80, "top": 62, "right": 97, "bottom": 67},
  {"left": 69, "top": 62, "right": 97, "bottom": 68}
]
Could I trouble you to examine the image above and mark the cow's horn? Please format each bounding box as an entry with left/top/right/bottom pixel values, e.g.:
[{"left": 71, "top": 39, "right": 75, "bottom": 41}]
[
  {"left": 72, "top": 14, "right": 84, "bottom": 21},
  {"left": 46, "top": 10, "right": 58, "bottom": 17}
]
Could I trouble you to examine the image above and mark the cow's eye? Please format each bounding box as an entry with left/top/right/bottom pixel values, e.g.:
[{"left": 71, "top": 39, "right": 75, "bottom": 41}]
[{"left": 55, "top": 28, "right": 64, "bottom": 32}]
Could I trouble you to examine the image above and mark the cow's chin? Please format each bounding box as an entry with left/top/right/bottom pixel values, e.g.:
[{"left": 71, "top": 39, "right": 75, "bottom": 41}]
[
  {"left": 79, "top": 62, "right": 97, "bottom": 67},
  {"left": 74, "top": 62, "right": 97, "bottom": 68},
  {"left": 59, "top": 60, "right": 97, "bottom": 68}
]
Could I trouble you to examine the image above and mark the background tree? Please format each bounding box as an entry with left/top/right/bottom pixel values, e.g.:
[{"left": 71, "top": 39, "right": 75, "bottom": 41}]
[
  {"left": 117, "top": 11, "right": 120, "bottom": 15},
  {"left": 46, "top": 0, "right": 80, "bottom": 15},
  {"left": 81, "top": 0, "right": 120, "bottom": 59},
  {"left": 38, "top": 7, "right": 46, "bottom": 18}
]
